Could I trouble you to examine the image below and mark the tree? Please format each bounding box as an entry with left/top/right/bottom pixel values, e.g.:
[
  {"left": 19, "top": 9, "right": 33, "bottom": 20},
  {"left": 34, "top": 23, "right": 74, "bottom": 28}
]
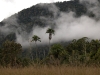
[
  {"left": 46, "top": 28, "right": 55, "bottom": 52},
  {"left": 80, "top": 37, "right": 88, "bottom": 59},
  {"left": 89, "top": 39, "right": 100, "bottom": 60},
  {"left": 0, "top": 40, "right": 22, "bottom": 67},
  {"left": 93, "top": 48, "right": 100, "bottom": 63},
  {"left": 50, "top": 44, "right": 69, "bottom": 65},
  {"left": 31, "top": 35, "right": 41, "bottom": 60}
]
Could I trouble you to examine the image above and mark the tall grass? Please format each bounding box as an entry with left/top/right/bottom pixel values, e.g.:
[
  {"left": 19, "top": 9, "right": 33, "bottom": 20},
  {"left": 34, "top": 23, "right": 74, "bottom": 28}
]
[{"left": 0, "top": 65, "right": 100, "bottom": 75}]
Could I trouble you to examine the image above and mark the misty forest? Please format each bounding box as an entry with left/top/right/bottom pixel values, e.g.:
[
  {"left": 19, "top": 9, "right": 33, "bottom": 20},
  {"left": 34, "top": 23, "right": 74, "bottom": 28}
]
[{"left": 1, "top": 0, "right": 100, "bottom": 68}]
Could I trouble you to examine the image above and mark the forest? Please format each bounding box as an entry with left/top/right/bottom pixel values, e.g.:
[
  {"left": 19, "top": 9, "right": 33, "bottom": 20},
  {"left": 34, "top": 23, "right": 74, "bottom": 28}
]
[
  {"left": 0, "top": 29, "right": 100, "bottom": 67},
  {"left": 0, "top": 0, "right": 100, "bottom": 68}
]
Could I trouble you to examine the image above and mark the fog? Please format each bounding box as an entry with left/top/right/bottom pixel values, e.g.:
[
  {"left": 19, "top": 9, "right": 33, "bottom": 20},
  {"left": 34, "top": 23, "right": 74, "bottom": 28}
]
[{"left": 1, "top": 0, "right": 100, "bottom": 47}]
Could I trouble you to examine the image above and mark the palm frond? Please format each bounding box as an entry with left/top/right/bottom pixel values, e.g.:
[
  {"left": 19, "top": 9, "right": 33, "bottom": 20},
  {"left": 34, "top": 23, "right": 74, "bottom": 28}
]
[
  {"left": 46, "top": 28, "right": 55, "bottom": 34},
  {"left": 31, "top": 35, "right": 41, "bottom": 42}
]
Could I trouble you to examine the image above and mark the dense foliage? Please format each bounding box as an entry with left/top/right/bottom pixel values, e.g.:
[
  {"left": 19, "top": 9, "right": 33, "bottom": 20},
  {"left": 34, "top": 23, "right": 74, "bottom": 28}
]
[
  {"left": 0, "top": 40, "right": 22, "bottom": 67},
  {"left": 1, "top": 37, "right": 100, "bottom": 67}
]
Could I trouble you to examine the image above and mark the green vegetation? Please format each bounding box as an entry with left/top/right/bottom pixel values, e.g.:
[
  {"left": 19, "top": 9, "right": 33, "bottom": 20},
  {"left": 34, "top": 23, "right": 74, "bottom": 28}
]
[
  {"left": 0, "top": 0, "right": 100, "bottom": 68},
  {"left": 0, "top": 40, "right": 31, "bottom": 67},
  {"left": 0, "top": 1, "right": 100, "bottom": 75},
  {"left": 0, "top": 40, "right": 22, "bottom": 67},
  {"left": 1, "top": 35, "right": 100, "bottom": 67},
  {"left": 31, "top": 35, "right": 41, "bottom": 62},
  {"left": 0, "top": 1, "right": 89, "bottom": 63}
]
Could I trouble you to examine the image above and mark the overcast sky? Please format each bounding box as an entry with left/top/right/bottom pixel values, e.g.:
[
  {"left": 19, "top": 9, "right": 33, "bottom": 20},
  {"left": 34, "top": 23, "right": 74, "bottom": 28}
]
[{"left": 0, "top": 0, "right": 70, "bottom": 22}]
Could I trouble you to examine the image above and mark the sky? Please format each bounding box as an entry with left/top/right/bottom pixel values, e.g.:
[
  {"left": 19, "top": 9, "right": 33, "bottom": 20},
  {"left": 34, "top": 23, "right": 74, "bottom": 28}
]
[{"left": 0, "top": 0, "right": 70, "bottom": 22}]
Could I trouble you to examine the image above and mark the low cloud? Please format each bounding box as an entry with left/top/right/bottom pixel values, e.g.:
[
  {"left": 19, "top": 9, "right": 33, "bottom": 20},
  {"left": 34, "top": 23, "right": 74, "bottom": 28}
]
[
  {"left": 53, "top": 12, "right": 100, "bottom": 42},
  {"left": 30, "top": 12, "right": 100, "bottom": 44},
  {"left": 1, "top": 1, "right": 100, "bottom": 48}
]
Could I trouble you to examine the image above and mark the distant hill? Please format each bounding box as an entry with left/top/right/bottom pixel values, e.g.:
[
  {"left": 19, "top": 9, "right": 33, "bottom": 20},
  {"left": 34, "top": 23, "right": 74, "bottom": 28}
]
[{"left": 0, "top": 0, "right": 92, "bottom": 47}]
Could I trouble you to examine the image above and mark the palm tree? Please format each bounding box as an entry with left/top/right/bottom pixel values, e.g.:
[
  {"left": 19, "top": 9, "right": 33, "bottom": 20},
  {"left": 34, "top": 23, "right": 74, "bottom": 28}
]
[
  {"left": 29, "top": 39, "right": 33, "bottom": 60},
  {"left": 31, "top": 35, "right": 41, "bottom": 59},
  {"left": 46, "top": 28, "right": 55, "bottom": 52}
]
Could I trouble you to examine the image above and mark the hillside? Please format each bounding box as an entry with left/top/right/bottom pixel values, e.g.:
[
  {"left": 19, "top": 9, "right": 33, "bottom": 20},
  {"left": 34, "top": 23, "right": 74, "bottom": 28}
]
[
  {"left": 0, "top": 0, "right": 88, "bottom": 46},
  {"left": 1, "top": 0, "right": 99, "bottom": 54}
]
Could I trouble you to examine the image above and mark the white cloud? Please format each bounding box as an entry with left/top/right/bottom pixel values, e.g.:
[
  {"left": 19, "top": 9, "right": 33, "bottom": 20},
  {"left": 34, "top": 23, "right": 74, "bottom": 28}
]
[
  {"left": 53, "top": 12, "right": 100, "bottom": 42},
  {"left": 1, "top": 0, "right": 100, "bottom": 47},
  {"left": 0, "top": 0, "right": 70, "bottom": 22}
]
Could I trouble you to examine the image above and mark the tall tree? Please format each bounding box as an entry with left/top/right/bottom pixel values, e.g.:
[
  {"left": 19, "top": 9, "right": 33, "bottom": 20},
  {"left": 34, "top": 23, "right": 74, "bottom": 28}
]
[
  {"left": 29, "top": 39, "right": 33, "bottom": 60},
  {"left": 80, "top": 37, "right": 88, "bottom": 57},
  {"left": 89, "top": 39, "right": 100, "bottom": 60},
  {"left": 46, "top": 28, "right": 55, "bottom": 52},
  {"left": 31, "top": 35, "right": 41, "bottom": 60},
  {"left": 50, "top": 44, "right": 69, "bottom": 65},
  {"left": 0, "top": 40, "right": 22, "bottom": 67}
]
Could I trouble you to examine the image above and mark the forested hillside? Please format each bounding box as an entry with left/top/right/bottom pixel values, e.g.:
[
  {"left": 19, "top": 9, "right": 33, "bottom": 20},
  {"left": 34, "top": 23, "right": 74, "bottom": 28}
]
[
  {"left": 0, "top": 0, "right": 88, "bottom": 48},
  {"left": 0, "top": 0, "right": 100, "bottom": 67},
  {"left": 0, "top": 0, "right": 87, "bottom": 38}
]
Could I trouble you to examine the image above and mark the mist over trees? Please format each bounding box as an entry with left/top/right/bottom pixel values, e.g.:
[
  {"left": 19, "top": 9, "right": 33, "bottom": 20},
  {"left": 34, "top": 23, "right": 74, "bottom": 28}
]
[
  {"left": 0, "top": 0, "right": 88, "bottom": 47},
  {"left": 0, "top": 0, "right": 100, "bottom": 67}
]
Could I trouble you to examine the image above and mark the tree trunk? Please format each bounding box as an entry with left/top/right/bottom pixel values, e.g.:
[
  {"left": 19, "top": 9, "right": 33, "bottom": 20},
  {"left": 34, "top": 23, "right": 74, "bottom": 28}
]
[
  {"left": 83, "top": 42, "right": 87, "bottom": 62},
  {"left": 35, "top": 42, "right": 38, "bottom": 60},
  {"left": 44, "top": 49, "right": 45, "bottom": 58},
  {"left": 49, "top": 33, "right": 52, "bottom": 53},
  {"left": 14, "top": 57, "right": 16, "bottom": 67},
  {"left": 29, "top": 41, "right": 33, "bottom": 60}
]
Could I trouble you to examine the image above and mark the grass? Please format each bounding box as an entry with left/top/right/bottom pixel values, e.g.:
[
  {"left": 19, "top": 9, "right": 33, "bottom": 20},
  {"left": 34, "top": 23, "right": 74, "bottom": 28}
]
[{"left": 0, "top": 65, "right": 100, "bottom": 75}]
